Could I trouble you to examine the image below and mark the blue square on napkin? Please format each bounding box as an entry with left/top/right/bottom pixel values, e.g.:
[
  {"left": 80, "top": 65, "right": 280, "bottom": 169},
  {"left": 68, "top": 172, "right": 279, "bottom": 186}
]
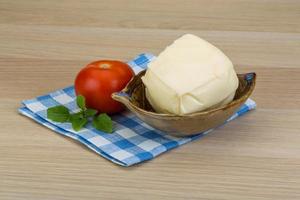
[{"left": 19, "top": 53, "right": 256, "bottom": 167}]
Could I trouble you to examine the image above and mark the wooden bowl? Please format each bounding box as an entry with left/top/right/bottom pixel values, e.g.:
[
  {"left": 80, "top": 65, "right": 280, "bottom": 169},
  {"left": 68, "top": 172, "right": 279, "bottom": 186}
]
[{"left": 112, "top": 70, "right": 256, "bottom": 137}]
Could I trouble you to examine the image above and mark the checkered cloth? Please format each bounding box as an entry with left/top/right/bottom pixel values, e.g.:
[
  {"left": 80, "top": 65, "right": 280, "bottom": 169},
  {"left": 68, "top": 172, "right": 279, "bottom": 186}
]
[{"left": 19, "top": 53, "right": 256, "bottom": 167}]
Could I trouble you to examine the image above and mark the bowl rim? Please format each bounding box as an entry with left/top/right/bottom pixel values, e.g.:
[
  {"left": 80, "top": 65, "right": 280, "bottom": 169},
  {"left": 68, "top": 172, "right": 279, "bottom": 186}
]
[{"left": 115, "top": 70, "right": 256, "bottom": 119}]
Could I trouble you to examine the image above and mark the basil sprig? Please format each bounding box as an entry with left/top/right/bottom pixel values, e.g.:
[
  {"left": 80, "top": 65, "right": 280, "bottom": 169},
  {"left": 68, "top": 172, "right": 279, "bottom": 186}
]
[{"left": 47, "top": 95, "right": 113, "bottom": 133}]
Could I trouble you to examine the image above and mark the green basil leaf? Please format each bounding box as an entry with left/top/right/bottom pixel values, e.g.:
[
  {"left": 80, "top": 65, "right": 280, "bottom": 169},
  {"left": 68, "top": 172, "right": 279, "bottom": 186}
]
[
  {"left": 76, "top": 95, "right": 86, "bottom": 110},
  {"left": 69, "top": 112, "right": 84, "bottom": 121},
  {"left": 47, "top": 105, "right": 70, "bottom": 122},
  {"left": 85, "top": 108, "right": 97, "bottom": 117},
  {"left": 70, "top": 117, "right": 88, "bottom": 131},
  {"left": 92, "top": 113, "right": 113, "bottom": 133}
]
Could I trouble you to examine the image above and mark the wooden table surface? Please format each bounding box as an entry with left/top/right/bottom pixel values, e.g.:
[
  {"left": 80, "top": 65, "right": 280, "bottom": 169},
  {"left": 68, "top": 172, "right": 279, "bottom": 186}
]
[{"left": 1, "top": 0, "right": 300, "bottom": 199}]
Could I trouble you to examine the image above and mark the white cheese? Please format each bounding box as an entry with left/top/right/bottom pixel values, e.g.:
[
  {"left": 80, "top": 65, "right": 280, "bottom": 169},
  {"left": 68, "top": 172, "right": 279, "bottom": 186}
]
[{"left": 141, "top": 34, "right": 239, "bottom": 115}]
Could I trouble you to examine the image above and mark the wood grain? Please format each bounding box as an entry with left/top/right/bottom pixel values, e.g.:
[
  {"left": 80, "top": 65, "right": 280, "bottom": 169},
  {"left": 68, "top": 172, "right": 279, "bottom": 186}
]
[{"left": 0, "top": 0, "right": 300, "bottom": 199}]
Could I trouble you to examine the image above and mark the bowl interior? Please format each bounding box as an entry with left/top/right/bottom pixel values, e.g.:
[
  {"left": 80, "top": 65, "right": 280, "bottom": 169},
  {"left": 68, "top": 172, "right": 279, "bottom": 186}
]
[{"left": 122, "top": 70, "right": 256, "bottom": 116}]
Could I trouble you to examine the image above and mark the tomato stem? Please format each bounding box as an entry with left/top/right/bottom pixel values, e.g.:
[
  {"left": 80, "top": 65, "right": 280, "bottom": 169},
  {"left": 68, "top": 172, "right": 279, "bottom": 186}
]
[{"left": 99, "top": 63, "right": 110, "bottom": 69}]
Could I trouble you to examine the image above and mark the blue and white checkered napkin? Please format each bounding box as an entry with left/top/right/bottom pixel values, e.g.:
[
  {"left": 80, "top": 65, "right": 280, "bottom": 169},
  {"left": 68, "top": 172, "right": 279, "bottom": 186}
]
[{"left": 19, "top": 53, "right": 256, "bottom": 167}]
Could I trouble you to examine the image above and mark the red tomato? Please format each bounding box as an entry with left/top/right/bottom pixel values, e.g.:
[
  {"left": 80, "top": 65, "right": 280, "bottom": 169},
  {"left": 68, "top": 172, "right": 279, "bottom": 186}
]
[{"left": 74, "top": 60, "right": 134, "bottom": 114}]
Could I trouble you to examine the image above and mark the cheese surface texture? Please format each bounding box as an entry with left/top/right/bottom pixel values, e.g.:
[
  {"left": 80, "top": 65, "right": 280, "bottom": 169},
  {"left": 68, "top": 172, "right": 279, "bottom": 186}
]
[{"left": 141, "top": 34, "right": 239, "bottom": 115}]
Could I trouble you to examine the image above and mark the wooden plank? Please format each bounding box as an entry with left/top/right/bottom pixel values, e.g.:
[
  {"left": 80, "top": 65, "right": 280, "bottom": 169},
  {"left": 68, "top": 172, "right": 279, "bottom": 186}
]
[{"left": 0, "top": 0, "right": 299, "bottom": 33}]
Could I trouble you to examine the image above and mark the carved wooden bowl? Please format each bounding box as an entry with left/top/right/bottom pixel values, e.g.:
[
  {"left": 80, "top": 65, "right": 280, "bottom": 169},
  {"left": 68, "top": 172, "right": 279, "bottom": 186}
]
[{"left": 112, "top": 70, "right": 256, "bottom": 137}]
